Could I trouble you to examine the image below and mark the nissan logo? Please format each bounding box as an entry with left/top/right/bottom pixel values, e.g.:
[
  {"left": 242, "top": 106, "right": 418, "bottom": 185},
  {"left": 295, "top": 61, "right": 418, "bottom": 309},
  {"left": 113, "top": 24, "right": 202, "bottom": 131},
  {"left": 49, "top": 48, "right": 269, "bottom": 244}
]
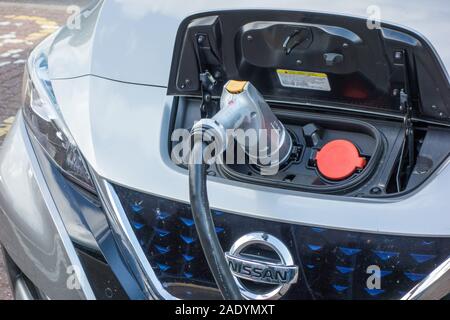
[{"left": 225, "top": 232, "right": 298, "bottom": 300}]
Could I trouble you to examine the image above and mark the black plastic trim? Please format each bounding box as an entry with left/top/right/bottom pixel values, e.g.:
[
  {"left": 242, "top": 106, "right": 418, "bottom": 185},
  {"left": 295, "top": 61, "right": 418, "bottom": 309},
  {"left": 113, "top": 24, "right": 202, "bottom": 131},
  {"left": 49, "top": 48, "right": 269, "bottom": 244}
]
[{"left": 217, "top": 109, "right": 384, "bottom": 194}]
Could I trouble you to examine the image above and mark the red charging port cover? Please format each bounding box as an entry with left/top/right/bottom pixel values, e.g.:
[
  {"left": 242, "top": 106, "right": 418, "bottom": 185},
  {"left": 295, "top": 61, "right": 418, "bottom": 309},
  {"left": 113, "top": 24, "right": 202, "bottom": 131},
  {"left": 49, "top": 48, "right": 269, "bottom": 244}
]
[{"left": 315, "top": 140, "right": 366, "bottom": 181}]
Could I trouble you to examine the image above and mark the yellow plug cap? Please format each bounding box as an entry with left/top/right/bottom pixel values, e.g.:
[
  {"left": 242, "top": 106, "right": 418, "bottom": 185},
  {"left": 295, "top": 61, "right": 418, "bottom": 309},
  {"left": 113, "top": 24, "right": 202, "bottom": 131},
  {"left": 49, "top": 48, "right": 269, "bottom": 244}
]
[{"left": 225, "top": 80, "right": 247, "bottom": 94}]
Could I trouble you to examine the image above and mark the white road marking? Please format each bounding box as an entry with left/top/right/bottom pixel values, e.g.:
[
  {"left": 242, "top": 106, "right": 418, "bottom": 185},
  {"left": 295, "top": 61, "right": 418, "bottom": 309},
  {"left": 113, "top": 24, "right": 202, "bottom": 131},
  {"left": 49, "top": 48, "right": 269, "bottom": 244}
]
[
  {"left": 0, "top": 15, "right": 59, "bottom": 53},
  {"left": 41, "top": 25, "right": 58, "bottom": 30},
  {"left": 0, "top": 48, "right": 23, "bottom": 58},
  {"left": 0, "top": 32, "right": 15, "bottom": 39},
  {"left": 2, "top": 39, "right": 24, "bottom": 44},
  {"left": 0, "top": 117, "right": 15, "bottom": 138}
]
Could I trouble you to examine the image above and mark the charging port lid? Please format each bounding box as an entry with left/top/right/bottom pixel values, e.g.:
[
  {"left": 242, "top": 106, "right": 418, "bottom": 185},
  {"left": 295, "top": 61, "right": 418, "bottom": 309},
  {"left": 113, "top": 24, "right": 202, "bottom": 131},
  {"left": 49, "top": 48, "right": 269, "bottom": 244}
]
[{"left": 315, "top": 140, "right": 366, "bottom": 181}]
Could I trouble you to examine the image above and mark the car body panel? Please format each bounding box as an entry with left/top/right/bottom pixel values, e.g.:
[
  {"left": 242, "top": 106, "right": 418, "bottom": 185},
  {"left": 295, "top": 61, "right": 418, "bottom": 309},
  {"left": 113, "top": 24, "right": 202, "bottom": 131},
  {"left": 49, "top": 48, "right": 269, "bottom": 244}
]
[
  {"left": 0, "top": 113, "right": 94, "bottom": 300},
  {"left": 48, "top": 0, "right": 450, "bottom": 86},
  {"left": 50, "top": 75, "right": 450, "bottom": 236}
]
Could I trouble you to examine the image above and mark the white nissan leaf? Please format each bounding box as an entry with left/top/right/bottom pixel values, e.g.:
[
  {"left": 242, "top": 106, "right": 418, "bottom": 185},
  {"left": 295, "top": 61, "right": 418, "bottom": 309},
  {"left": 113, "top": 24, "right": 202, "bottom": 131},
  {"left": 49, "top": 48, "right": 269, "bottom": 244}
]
[{"left": 1, "top": 0, "right": 450, "bottom": 300}]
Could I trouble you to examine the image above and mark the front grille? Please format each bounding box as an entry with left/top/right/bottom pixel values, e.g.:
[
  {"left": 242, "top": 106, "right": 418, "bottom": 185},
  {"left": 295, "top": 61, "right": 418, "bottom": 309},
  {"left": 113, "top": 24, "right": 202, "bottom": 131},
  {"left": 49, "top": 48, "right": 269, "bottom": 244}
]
[{"left": 114, "top": 184, "right": 450, "bottom": 300}]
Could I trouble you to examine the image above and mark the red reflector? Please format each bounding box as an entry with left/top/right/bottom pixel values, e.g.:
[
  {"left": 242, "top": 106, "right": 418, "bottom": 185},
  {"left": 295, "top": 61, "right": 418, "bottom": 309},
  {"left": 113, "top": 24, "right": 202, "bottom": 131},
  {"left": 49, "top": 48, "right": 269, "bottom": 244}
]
[{"left": 315, "top": 140, "right": 366, "bottom": 181}]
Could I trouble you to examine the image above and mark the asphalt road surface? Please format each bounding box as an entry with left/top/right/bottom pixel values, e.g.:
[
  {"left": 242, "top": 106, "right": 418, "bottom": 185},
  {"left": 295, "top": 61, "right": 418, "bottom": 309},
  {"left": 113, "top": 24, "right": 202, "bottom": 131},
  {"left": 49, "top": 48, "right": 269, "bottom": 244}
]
[{"left": 0, "top": 0, "right": 94, "bottom": 300}]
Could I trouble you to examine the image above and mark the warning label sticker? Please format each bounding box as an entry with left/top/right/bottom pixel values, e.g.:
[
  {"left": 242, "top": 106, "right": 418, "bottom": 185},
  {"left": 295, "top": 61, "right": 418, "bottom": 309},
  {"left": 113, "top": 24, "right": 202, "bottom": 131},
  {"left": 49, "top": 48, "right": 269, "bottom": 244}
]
[{"left": 276, "top": 69, "right": 331, "bottom": 91}]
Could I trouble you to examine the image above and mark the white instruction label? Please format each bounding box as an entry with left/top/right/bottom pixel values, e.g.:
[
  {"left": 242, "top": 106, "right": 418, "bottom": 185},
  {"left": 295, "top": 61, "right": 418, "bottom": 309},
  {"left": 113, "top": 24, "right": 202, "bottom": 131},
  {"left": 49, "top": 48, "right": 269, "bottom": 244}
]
[{"left": 276, "top": 69, "right": 331, "bottom": 91}]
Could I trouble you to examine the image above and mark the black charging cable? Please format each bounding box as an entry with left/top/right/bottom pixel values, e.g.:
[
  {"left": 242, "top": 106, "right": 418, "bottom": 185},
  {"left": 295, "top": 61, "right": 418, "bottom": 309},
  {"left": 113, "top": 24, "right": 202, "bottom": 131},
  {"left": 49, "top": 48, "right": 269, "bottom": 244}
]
[{"left": 188, "top": 140, "right": 242, "bottom": 300}]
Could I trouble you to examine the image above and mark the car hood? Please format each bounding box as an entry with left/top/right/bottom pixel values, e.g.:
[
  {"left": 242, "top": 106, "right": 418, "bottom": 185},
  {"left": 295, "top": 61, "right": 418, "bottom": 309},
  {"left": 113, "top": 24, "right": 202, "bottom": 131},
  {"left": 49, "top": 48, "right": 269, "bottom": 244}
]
[{"left": 48, "top": 0, "right": 450, "bottom": 87}]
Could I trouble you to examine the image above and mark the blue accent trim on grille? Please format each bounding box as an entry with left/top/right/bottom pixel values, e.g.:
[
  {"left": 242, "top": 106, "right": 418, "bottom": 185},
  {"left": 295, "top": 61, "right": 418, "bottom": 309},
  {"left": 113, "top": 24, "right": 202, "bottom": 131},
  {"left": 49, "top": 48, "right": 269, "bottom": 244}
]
[
  {"left": 373, "top": 250, "right": 400, "bottom": 261},
  {"left": 339, "top": 247, "right": 361, "bottom": 256},
  {"left": 410, "top": 253, "right": 436, "bottom": 263},
  {"left": 154, "top": 227, "right": 170, "bottom": 237},
  {"left": 336, "top": 266, "right": 354, "bottom": 274},
  {"left": 131, "top": 201, "right": 144, "bottom": 213},
  {"left": 182, "top": 254, "right": 195, "bottom": 262},
  {"left": 156, "top": 263, "right": 171, "bottom": 272},
  {"left": 404, "top": 272, "right": 426, "bottom": 281},
  {"left": 156, "top": 210, "right": 170, "bottom": 220},
  {"left": 155, "top": 245, "right": 170, "bottom": 254},
  {"left": 365, "top": 288, "right": 385, "bottom": 296},
  {"left": 180, "top": 235, "right": 195, "bottom": 244},
  {"left": 180, "top": 217, "right": 195, "bottom": 227},
  {"left": 333, "top": 285, "right": 348, "bottom": 292},
  {"left": 132, "top": 221, "right": 144, "bottom": 230},
  {"left": 307, "top": 244, "right": 322, "bottom": 251},
  {"left": 215, "top": 226, "right": 224, "bottom": 234},
  {"left": 380, "top": 270, "right": 393, "bottom": 277}
]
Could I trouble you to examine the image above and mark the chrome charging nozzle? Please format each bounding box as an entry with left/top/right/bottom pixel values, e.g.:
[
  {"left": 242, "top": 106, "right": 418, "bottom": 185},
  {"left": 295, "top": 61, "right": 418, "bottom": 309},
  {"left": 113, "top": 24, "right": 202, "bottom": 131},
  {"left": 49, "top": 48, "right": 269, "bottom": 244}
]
[{"left": 192, "top": 80, "right": 292, "bottom": 169}]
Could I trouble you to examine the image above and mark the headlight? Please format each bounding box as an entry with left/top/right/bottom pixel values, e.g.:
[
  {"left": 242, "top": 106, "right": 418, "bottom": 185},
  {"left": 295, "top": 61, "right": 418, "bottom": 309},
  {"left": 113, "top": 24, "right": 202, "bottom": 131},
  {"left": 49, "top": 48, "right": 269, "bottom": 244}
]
[{"left": 23, "top": 34, "right": 95, "bottom": 193}]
